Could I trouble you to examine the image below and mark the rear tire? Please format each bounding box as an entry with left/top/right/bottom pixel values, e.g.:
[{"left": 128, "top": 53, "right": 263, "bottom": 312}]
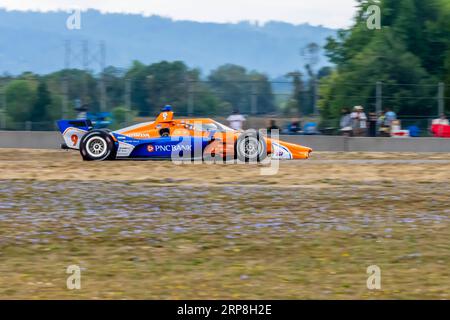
[
  {"left": 80, "top": 130, "right": 116, "bottom": 161},
  {"left": 235, "top": 130, "right": 267, "bottom": 163}
]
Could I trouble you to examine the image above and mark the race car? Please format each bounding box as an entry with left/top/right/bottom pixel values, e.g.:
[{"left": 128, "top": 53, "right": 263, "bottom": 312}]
[{"left": 57, "top": 106, "right": 312, "bottom": 161}]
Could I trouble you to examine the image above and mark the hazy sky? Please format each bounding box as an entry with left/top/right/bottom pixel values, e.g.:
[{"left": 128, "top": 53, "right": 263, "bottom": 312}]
[{"left": 0, "top": 0, "right": 358, "bottom": 28}]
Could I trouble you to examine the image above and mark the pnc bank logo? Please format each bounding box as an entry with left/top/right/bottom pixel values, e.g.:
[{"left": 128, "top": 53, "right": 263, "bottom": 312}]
[{"left": 147, "top": 145, "right": 155, "bottom": 152}]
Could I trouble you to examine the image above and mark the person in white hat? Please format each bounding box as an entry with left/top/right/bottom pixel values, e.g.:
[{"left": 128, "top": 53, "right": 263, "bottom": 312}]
[{"left": 350, "top": 106, "right": 367, "bottom": 136}]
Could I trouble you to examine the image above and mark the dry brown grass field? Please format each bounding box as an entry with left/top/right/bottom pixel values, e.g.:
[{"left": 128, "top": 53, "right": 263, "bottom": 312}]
[{"left": 0, "top": 149, "right": 449, "bottom": 299}]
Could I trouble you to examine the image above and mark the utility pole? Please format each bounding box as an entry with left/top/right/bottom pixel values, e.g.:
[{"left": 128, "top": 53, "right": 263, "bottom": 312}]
[
  {"left": 313, "top": 78, "right": 319, "bottom": 115},
  {"left": 300, "top": 43, "right": 320, "bottom": 115},
  {"left": 62, "top": 77, "right": 69, "bottom": 119},
  {"left": 62, "top": 40, "right": 71, "bottom": 119},
  {"left": 146, "top": 75, "right": 154, "bottom": 115},
  {"left": 81, "top": 40, "right": 89, "bottom": 107},
  {"left": 125, "top": 78, "right": 131, "bottom": 123},
  {"left": 250, "top": 81, "right": 258, "bottom": 115},
  {"left": 187, "top": 78, "right": 194, "bottom": 116},
  {"left": 99, "top": 41, "right": 106, "bottom": 71},
  {"left": 438, "top": 82, "right": 445, "bottom": 116},
  {"left": 376, "top": 81, "right": 382, "bottom": 115},
  {"left": 99, "top": 41, "right": 107, "bottom": 112},
  {"left": 64, "top": 40, "right": 71, "bottom": 69},
  {"left": 0, "top": 79, "right": 6, "bottom": 129},
  {"left": 64, "top": 39, "right": 107, "bottom": 112},
  {"left": 82, "top": 40, "right": 89, "bottom": 70}
]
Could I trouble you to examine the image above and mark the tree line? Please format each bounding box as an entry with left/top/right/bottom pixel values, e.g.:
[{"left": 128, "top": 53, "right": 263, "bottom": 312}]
[
  {"left": 4, "top": 0, "right": 447, "bottom": 131},
  {"left": 320, "top": 0, "right": 450, "bottom": 123},
  {"left": 1, "top": 61, "right": 322, "bottom": 130}
]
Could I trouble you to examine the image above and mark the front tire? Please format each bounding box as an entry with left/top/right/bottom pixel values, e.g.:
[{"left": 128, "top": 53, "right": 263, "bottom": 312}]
[
  {"left": 80, "top": 130, "right": 116, "bottom": 161},
  {"left": 235, "top": 130, "right": 267, "bottom": 163}
]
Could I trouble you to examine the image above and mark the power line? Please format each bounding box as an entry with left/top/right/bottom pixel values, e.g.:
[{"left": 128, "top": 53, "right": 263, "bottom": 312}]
[{"left": 64, "top": 40, "right": 107, "bottom": 112}]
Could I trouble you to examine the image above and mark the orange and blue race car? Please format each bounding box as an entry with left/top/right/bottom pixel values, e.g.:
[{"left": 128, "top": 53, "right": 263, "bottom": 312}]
[{"left": 57, "top": 106, "right": 312, "bottom": 161}]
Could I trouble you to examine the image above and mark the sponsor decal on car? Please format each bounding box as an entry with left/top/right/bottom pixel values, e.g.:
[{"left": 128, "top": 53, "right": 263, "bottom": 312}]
[
  {"left": 128, "top": 132, "right": 151, "bottom": 138},
  {"left": 155, "top": 144, "right": 192, "bottom": 152},
  {"left": 147, "top": 144, "right": 155, "bottom": 152},
  {"left": 271, "top": 142, "right": 292, "bottom": 160},
  {"left": 62, "top": 127, "right": 87, "bottom": 150},
  {"left": 117, "top": 141, "right": 135, "bottom": 157}
]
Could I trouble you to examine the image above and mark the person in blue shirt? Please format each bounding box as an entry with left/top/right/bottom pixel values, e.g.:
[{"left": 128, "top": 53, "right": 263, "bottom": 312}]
[
  {"left": 384, "top": 108, "right": 397, "bottom": 126},
  {"left": 287, "top": 118, "right": 301, "bottom": 135}
]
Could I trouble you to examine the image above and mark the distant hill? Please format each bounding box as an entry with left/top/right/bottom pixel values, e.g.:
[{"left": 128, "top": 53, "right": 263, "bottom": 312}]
[{"left": 0, "top": 9, "right": 336, "bottom": 77}]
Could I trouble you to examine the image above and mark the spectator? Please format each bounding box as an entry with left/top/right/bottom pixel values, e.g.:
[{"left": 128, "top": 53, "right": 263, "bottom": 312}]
[
  {"left": 377, "top": 111, "right": 390, "bottom": 137},
  {"left": 267, "top": 120, "right": 280, "bottom": 131},
  {"left": 287, "top": 118, "right": 301, "bottom": 135},
  {"left": 351, "top": 106, "right": 367, "bottom": 136},
  {"left": 227, "top": 110, "right": 246, "bottom": 131},
  {"left": 75, "top": 103, "right": 89, "bottom": 120},
  {"left": 339, "top": 108, "right": 352, "bottom": 136},
  {"left": 303, "top": 122, "right": 319, "bottom": 135},
  {"left": 267, "top": 119, "right": 281, "bottom": 136},
  {"left": 384, "top": 107, "right": 397, "bottom": 126},
  {"left": 368, "top": 112, "right": 378, "bottom": 137},
  {"left": 432, "top": 113, "right": 449, "bottom": 125},
  {"left": 431, "top": 114, "right": 450, "bottom": 137}
]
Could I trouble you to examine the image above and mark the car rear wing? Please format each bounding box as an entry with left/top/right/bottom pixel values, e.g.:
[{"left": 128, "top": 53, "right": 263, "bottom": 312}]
[{"left": 57, "top": 119, "right": 93, "bottom": 133}]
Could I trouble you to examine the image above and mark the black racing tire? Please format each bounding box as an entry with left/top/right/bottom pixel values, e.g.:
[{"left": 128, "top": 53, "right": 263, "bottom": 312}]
[
  {"left": 235, "top": 130, "right": 267, "bottom": 163},
  {"left": 79, "top": 130, "right": 116, "bottom": 161}
]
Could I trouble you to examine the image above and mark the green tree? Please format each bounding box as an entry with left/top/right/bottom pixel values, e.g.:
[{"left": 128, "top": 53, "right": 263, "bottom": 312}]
[
  {"left": 321, "top": 0, "right": 449, "bottom": 121},
  {"left": 208, "top": 64, "right": 275, "bottom": 114},
  {"left": 125, "top": 60, "right": 221, "bottom": 116},
  {"left": 31, "top": 81, "right": 52, "bottom": 125},
  {"left": 111, "top": 106, "right": 137, "bottom": 129},
  {"left": 5, "top": 80, "right": 36, "bottom": 123},
  {"left": 103, "top": 66, "right": 126, "bottom": 109},
  {"left": 285, "top": 71, "right": 304, "bottom": 115},
  {"left": 45, "top": 69, "right": 100, "bottom": 113},
  {"left": 146, "top": 61, "right": 192, "bottom": 115}
]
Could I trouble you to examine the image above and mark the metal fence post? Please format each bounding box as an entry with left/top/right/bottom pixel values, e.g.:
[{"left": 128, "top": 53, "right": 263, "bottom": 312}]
[
  {"left": 0, "top": 81, "right": 5, "bottom": 129},
  {"left": 62, "top": 75, "right": 69, "bottom": 119},
  {"left": 313, "top": 78, "right": 319, "bottom": 115},
  {"left": 438, "top": 82, "right": 445, "bottom": 116},
  {"left": 376, "top": 81, "right": 382, "bottom": 114},
  {"left": 146, "top": 74, "right": 154, "bottom": 117},
  {"left": 99, "top": 74, "right": 107, "bottom": 112},
  {"left": 188, "top": 79, "right": 194, "bottom": 116},
  {"left": 125, "top": 78, "right": 131, "bottom": 124},
  {"left": 0, "top": 111, "right": 5, "bottom": 130},
  {"left": 251, "top": 81, "right": 258, "bottom": 115}
]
